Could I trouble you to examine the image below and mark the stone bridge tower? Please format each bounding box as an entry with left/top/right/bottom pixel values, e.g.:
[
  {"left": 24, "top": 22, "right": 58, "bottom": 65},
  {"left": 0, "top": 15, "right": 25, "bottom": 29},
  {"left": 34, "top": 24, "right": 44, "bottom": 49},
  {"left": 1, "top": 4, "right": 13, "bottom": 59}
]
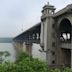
[
  {"left": 41, "top": 2, "right": 56, "bottom": 66},
  {"left": 41, "top": 3, "right": 72, "bottom": 67}
]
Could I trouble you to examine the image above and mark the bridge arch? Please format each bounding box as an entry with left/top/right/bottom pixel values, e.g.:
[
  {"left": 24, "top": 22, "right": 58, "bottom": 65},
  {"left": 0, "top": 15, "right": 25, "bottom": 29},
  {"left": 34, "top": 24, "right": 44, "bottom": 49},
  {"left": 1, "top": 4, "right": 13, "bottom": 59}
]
[
  {"left": 57, "top": 15, "right": 72, "bottom": 28},
  {"left": 58, "top": 18, "right": 71, "bottom": 42}
]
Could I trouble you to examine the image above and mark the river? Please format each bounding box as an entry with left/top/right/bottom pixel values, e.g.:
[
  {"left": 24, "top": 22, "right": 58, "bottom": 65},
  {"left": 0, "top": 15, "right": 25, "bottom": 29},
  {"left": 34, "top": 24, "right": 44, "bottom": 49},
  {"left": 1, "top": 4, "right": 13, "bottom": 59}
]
[{"left": 0, "top": 43, "right": 16, "bottom": 62}]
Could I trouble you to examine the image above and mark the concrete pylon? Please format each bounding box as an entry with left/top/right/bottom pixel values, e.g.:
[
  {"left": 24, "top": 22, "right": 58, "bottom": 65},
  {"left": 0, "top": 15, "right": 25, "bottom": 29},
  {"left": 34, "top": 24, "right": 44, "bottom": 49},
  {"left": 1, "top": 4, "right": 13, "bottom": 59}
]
[
  {"left": 25, "top": 43, "right": 32, "bottom": 56},
  {"left": 41, "top": 3, "right": 56, "bottom": 66},
  {"left": 70, "top": 12, "right": 72, "bottom": 67}
]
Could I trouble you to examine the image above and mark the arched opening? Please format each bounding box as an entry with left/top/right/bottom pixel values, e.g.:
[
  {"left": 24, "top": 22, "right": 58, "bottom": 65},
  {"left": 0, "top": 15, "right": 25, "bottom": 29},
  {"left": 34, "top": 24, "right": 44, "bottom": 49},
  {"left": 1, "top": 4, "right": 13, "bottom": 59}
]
[
  {"left": 59, "top": 18, "right": 71, "bottom": 43},
  {"left": 58, "top": 18, "right": 71, "bottom": 67}
]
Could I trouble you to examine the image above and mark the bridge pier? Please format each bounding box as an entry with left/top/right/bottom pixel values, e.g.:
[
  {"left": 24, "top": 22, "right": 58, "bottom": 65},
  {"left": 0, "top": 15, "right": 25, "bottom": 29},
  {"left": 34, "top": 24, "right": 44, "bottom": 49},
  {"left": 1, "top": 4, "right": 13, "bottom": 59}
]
[
  {"left": 25, "top": 43, "right": 32, "bottom": 56},
  {"left": 71, "top": 49, "right": 72, "bottom": 67},
  {"left": 14, "top": 42, "right": 32, "bottom": 57},
  {"left": 14, "top": 42, "right": 23, "bottom": 57},
  {"left": 71, "top": 34, "right": 72, "bottom": 67},
  {"left": 41, "top": 3, "right": 56, "bottom": 67}
]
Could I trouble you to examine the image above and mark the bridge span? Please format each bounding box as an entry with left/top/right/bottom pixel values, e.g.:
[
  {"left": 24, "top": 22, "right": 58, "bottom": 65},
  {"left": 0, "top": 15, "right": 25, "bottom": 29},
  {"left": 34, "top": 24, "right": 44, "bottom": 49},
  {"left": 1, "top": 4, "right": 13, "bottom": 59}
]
[
  {"left": 14, "top": 23, "right": 41, "bottom": 44},
  {"left": 13, "top": 3, "right": 72, "bottom": 68}
]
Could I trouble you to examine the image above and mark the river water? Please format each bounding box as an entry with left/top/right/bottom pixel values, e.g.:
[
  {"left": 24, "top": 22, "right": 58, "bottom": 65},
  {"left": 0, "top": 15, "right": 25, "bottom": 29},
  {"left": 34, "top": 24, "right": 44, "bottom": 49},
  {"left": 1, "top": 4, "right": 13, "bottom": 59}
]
[
  {"left": 0, "top": 43, "right": 16, "bottom": 62},
  {"left": 0, "top": 42, "right": 46, "bottom": 63}
]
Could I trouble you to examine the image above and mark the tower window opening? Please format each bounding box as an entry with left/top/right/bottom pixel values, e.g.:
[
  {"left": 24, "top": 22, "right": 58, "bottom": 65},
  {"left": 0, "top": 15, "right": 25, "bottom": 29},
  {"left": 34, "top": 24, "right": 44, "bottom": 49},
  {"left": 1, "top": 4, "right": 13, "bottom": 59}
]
[{"left": 60, "top": 33, "right": 71, "bottom": 41}]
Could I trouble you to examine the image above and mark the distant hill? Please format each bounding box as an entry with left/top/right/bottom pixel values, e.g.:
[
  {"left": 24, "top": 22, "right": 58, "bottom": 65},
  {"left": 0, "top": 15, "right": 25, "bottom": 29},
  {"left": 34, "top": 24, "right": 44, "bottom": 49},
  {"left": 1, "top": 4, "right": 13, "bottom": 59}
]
[{"left": 0, "top": 38, "right": 13, "bottom": 43}]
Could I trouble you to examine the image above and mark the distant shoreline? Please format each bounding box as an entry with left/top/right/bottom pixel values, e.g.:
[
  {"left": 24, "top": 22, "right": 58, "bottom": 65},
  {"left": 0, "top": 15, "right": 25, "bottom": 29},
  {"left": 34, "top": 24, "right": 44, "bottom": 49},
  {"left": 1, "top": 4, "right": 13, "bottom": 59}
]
[{"left": 0, "top": 38, "right": 13, "bottom": 43}]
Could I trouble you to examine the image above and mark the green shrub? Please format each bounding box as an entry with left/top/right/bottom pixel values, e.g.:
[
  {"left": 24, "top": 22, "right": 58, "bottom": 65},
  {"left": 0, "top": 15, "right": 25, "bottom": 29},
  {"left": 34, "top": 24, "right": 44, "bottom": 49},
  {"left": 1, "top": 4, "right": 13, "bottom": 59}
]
[
  {"left": 0, "top": 52, "right": 72, "bottom": 72},
  {"left": 16, "top": 52, "right": 47, "bottom": 72},
  {"left": 0, "top": 52, "right": 47, "bottom": 72}
]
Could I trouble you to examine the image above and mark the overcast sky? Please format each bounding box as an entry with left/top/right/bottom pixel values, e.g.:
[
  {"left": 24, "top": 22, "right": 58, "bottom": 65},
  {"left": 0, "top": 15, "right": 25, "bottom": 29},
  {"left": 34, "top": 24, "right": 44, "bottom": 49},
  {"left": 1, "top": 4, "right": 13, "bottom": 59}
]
[{"left": 0, "top": 0, "right": 72, "bottom": 37}]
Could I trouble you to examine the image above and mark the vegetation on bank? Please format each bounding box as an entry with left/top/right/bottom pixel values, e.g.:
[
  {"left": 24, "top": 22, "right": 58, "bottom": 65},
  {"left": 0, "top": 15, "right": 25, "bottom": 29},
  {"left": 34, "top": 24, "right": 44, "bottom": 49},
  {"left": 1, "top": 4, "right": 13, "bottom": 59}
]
[
  {"left": 0, "top": 52, "right": 47, "bottom": 72},
  {"left": 0, "top": 52, "right": 72, "bottom": 72}
]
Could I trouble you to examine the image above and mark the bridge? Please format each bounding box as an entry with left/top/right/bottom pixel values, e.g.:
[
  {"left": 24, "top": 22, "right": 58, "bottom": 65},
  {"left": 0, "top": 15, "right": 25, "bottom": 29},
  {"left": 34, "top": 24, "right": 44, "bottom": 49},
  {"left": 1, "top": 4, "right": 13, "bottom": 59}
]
[
  {"left": 13, "top": 3, "right": 72, "bottom": 68},
  {"left": 14, "top": 23, "right": 41, "bottom": 44}
]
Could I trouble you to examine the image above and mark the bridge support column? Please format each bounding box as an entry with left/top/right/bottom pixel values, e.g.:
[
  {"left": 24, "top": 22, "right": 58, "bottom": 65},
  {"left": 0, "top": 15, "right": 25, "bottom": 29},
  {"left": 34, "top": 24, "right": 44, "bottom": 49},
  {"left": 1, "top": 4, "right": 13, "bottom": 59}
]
[
  {"left": 41, "top": 3, "right": 56, "bottom": 67},
  {"left": 14, "top": 42, "right": 23, "bottom": 57},
  {"left": 71, "top": 37, "right": 72, "bottom": 67},
  {"left": 71, "top": 28, "right": 72, "bottom": 67},
  {"left": 14, "top": 42, "right": 32, "bottom": 56},
  {"left": 40, "top": 22, "right": 44, "bottom": 47},
  {"left": 71, "top": 49, "right": 72, "bottom": 67},
  {"left": 25, "top": 43, "right": 32, "bottom": 56},
  {"left": 41, "top": 15, "right": 55, "bottom": 66}
]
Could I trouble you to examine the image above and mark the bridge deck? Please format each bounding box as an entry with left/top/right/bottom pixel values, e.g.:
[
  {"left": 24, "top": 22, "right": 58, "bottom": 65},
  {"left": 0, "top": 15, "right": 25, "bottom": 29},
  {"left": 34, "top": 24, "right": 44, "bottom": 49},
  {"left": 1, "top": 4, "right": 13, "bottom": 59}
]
[{"left": 13, "top": 23, "right": 41, "bottom": 44}]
